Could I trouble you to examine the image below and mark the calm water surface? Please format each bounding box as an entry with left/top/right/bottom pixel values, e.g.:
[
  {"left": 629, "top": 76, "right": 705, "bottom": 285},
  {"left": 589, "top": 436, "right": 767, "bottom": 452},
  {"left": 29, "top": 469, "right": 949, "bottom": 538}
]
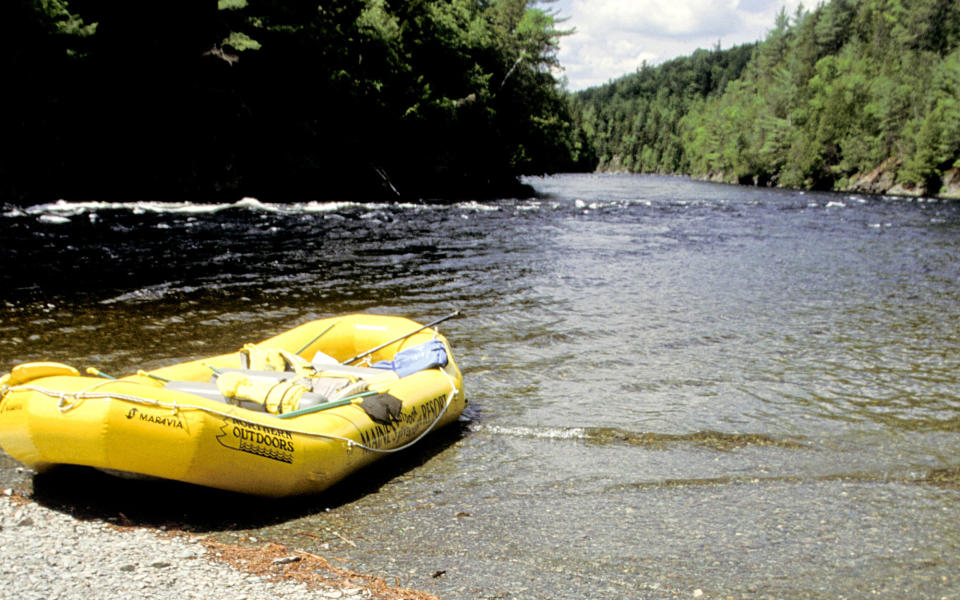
[{"left": 2, "top": 175, "right": 960, "bottom": 599}]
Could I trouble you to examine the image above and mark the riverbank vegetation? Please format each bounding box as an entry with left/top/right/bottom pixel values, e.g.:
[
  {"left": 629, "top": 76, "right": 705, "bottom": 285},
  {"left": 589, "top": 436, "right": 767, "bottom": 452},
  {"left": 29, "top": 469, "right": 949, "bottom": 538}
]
[
  {"left": 570, "top": 0, "right": 960, "bottom": 197},
  {"left": 9, "top": 0, "right": 959, "bottom": 203},
  {"left": 2, "top": 0, "right": 589, "bottom": 203}
]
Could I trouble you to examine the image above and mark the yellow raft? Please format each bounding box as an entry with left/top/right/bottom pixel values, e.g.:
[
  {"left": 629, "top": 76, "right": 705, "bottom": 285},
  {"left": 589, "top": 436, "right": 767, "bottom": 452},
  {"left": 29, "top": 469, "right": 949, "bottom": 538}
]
[{"left": 0, "top": 313, "right": 465, "bottom": 497}]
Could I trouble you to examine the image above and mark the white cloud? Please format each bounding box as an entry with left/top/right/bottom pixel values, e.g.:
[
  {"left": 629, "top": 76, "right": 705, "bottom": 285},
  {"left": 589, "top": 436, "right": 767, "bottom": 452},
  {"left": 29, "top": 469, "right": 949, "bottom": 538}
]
[
  {"left": 549, "top": 0, "right": 804, "bottom": 90},
  {"left": 574, "top": 0, "right": 742, "bottom": 37}
]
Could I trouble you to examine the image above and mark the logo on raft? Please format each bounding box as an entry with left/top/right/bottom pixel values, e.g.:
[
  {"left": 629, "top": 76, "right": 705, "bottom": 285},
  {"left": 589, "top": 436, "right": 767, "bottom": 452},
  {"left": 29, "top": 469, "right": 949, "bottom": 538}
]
[
  {"left": 358, "top": 393, "right": 448, "bottom": 450},
  {"left": 124, "top": 407, "right": 184, "bottom": 429},
  {"left": 1, "top": 401, "right": 23, "bottom": 413},
  {"left": 216, "top": 417, "right": 295, "bottom": 464}
]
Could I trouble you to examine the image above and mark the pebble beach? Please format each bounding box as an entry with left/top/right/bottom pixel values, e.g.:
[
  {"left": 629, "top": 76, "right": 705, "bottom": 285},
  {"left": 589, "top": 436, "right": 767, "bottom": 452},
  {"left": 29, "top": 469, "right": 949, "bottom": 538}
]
[{"left": 0, "top": 492, "right": 435, "bottom": 600}]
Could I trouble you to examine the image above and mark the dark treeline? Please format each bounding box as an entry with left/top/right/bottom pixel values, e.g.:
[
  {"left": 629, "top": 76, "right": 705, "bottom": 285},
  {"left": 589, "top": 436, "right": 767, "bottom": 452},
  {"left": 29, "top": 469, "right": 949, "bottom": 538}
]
[
  {"left": 571, "top": 0, "right": 960, "bottom": 197},
  {"left": 569, "top": 43, "right": 756, "bottom": 174},
  {"left": 1, "top": 0, "right": 590, "bottom": 204}
]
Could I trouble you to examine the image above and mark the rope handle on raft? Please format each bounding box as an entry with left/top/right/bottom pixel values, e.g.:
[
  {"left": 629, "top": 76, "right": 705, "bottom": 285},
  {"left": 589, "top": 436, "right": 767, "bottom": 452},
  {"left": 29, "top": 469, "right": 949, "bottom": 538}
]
[{"left": 5, "top": 364, "right": 460, "bottom": 454}]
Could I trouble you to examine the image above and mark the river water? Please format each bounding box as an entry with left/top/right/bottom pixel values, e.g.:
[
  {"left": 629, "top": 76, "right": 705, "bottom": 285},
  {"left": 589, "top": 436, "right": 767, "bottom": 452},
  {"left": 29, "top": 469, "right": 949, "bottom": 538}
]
[{"left": 2, "top": 174, "right": 960, "bottom": 599}]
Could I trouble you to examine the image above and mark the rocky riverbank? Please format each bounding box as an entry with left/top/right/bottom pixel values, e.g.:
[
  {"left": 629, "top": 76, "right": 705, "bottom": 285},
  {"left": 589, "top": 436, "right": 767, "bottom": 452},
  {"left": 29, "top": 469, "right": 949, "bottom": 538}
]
[
  {"left": 845, "top": 162, "right": 960, "bottom": 199},
  {"left": 710, "top": 163, "right": 960, "bottom": 199},
  {"left": 0, "top": 492, "right": 437, "bottom": 600}
]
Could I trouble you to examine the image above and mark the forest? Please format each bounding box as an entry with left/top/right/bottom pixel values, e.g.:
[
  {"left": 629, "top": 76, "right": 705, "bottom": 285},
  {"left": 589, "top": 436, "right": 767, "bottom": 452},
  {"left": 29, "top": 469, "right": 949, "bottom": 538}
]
[
  {"left": 571, "top": 0, "right": 960, "bottom": 197},
  {"left": 7, "top": 0, "right": 960, "bottom": 203},
  {"left": 1, "top": 0, "right": 590, "bottom": 203}
]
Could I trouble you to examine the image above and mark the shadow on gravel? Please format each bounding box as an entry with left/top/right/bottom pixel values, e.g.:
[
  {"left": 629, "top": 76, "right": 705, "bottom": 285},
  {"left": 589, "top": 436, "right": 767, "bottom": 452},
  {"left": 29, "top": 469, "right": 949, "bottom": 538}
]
[{"left": 28, "top": 422, "right": 469, "bottom": 532}]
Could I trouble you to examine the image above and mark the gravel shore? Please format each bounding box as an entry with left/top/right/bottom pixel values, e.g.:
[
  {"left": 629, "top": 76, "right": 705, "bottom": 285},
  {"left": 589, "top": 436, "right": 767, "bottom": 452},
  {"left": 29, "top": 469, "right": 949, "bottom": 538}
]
[{"left": 0, "top": 492, "right": 433, "bottom": 600}]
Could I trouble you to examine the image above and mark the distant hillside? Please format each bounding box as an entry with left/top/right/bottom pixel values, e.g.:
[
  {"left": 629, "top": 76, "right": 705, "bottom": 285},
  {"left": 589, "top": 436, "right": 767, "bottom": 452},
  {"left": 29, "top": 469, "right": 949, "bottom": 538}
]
[
  {"left": 569, "top": 43, "right": 755, "bottom": 174},
  {"left": 571, "top": 0, "right": 960, "bottom": 198}
]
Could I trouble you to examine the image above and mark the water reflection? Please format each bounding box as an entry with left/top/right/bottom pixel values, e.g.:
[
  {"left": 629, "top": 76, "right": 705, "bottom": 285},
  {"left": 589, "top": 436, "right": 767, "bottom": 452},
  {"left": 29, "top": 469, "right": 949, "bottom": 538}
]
[{"left": 3, "top": 176, "right": 960, "bottom": 598}]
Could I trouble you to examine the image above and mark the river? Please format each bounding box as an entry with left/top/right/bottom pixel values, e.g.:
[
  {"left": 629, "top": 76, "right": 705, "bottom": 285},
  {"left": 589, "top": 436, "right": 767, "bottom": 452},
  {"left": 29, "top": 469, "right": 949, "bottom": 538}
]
[{"left": 2, "top": 174, "right": 960, "bottom": 599}]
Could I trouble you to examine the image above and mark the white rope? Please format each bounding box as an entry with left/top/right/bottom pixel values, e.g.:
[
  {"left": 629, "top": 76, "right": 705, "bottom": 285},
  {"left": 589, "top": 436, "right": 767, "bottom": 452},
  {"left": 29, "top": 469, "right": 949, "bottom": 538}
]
[{"left": 4, "top": 371, "right": 460, "bottom": 455}]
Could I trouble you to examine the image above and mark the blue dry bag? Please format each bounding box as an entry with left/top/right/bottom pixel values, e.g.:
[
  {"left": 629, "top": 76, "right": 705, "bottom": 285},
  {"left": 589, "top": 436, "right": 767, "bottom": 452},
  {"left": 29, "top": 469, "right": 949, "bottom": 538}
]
[{"left": 372, "top": 340, "right": 448, "bottom": 377}]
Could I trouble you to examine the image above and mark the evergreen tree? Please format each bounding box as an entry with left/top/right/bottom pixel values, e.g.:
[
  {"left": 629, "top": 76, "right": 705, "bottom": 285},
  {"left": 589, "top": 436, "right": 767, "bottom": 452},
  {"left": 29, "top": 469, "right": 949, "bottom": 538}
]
[
  {"left": 572, "top": 0, "right": 960, "bottom": 196},
  {"left": 2, "top": 0, "right": 579, "bottom": 203}
]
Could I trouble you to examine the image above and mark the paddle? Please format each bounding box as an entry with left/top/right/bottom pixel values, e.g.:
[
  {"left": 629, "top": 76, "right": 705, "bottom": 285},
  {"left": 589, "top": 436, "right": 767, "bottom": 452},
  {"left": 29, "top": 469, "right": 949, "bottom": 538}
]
[
  {"left": 275, "top": 390, "right": 402, "bottom": 422},
  {"left": 295, "top": 321, "right": 339, "bottom": 356},
  {"left": 342, "top": 310, "right": 461, "bottom": 365},
  {"left": 85, "top": 367, "right": 116, "bottom": 380}
]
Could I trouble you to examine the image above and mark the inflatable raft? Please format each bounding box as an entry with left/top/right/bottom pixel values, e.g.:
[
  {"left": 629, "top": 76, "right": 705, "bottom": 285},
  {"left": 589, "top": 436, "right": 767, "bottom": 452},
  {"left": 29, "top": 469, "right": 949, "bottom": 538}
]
[{"left": 0, "top": 313, "right": 465, "bottom": 497}]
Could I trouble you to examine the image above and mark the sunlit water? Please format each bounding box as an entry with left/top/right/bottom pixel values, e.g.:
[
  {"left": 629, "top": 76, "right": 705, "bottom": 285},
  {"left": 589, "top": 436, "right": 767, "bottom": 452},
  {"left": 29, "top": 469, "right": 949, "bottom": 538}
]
[{"left": 2, "top": 175, "right": 960, "bottom": 598}]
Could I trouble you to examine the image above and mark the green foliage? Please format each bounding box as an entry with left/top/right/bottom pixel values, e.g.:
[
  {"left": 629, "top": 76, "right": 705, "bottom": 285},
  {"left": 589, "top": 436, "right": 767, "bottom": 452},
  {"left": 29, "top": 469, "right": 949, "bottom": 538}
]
[
  {"left": 573, "top": 0, "right": 960, "bottom": 195},
  {"left": 570, "top": 43, "right": 756, "bottom": 175},
  {"left": 2, "top": 0, "right": 580, "bottom": 202},
  {"left": 900, "top": 48, "right": 960, "bottom": 185},
  {"left": 40, "top": 0, "right": 96, "bottom": 39},
  {"left": 223, "top": 31, "right": 260, "bottom": 51}
]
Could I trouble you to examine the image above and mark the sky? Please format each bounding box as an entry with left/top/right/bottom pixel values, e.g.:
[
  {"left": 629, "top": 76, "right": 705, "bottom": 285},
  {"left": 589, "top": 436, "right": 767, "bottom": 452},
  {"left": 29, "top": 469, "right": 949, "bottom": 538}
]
[{"left": 550, "top": 0, "right": 804, "bottom": 90}]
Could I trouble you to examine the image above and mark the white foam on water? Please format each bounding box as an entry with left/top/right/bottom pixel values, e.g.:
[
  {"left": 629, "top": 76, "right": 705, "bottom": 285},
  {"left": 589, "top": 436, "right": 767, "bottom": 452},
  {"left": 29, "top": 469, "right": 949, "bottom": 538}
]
[
  {"left": 37, "top": 214, "right": 71, "bottom": 225},
  {"left": 454, "top": 200, "right": 501, "bottom": 212},
  {"left": 9, "top": 197, "right": 507, "bottom": 218},
  {"left": 472, "top": 423, "right": 587, "bottom": 440}
]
